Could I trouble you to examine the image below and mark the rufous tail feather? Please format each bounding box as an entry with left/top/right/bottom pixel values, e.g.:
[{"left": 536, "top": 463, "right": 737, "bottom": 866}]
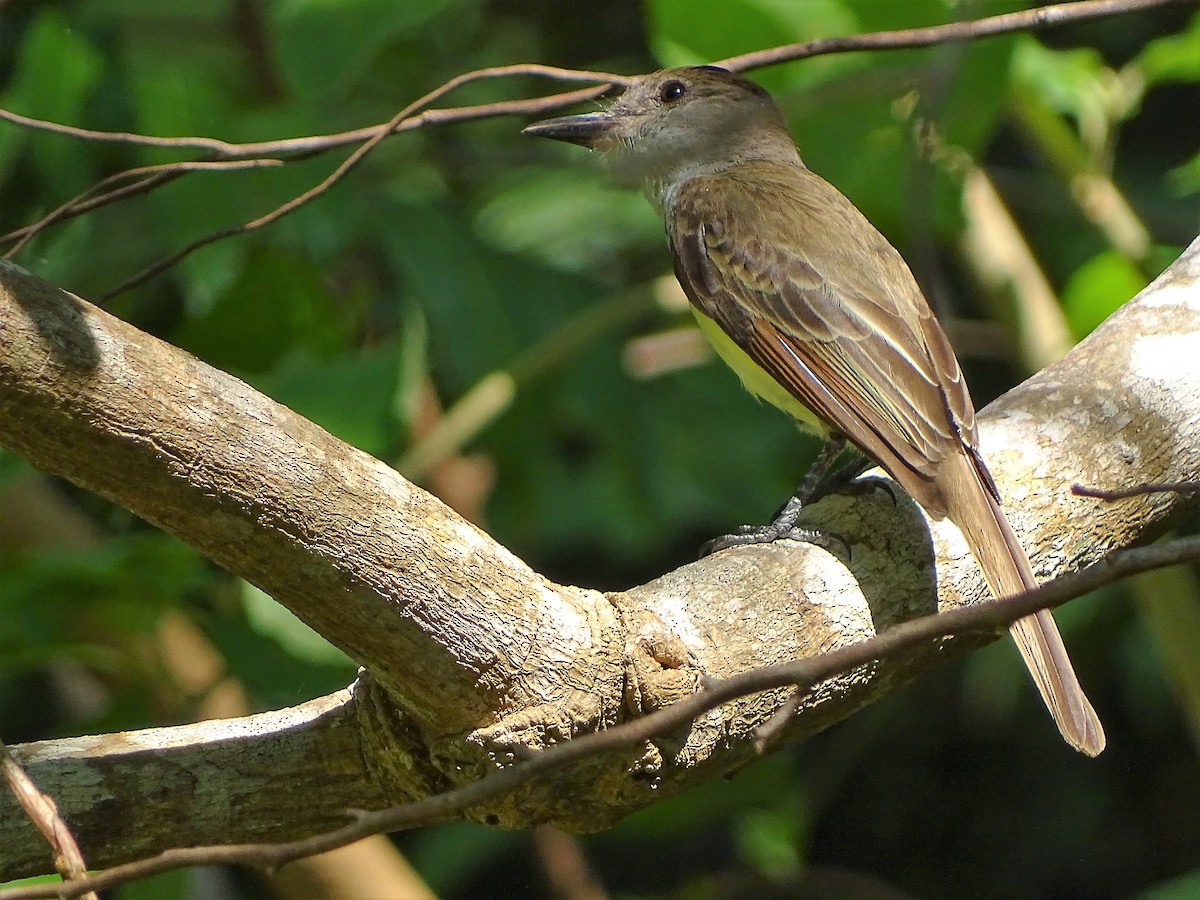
[{"left": 936, "top": 452, "right": 1105, "bottom": 756}]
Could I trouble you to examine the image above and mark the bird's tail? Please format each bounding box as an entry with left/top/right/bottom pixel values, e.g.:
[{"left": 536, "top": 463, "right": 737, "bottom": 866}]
[{"left": 936, "top": 451, "right": 1106, "bottom": 756}]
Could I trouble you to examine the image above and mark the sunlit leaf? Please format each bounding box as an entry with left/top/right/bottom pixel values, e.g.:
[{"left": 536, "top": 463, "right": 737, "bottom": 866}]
[
  {"left": 1061, "top": 249, "right": 1147, "bottom": 338},
  {"left": 242, "top": 583, "right": 350, "bottom": 668},
  {"left": 1134, "top": 11, "right": 1200, "bottom": 86}
]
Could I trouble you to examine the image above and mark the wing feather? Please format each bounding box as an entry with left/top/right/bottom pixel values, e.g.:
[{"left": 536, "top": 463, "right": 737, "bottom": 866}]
[{"left": 669, "top": 161, "right": 981, "bottom": 515}]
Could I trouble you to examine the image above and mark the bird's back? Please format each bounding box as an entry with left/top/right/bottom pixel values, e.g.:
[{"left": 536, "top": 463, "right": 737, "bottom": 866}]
[{"left": 667, "top": 160, "right": 979, "bottom": 516}]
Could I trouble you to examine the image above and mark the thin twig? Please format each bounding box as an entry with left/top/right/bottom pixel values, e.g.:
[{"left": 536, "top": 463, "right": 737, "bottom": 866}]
[
  {"left": 1, "top": 739, "right": 96, "bottom": 900},
  {"left": 3, "top": 159, "right": 283, "bottom": 255},
  {"left": 96, "top": 85, "right": 610, "bottom": 301},
  {"left": 0, "top": 108, "right": 247, "bottom": 154},
  {"left": 2, "top": 69, "right": 614, "bottom": 266},
  {"left": 2, "top": 0, "right": 1186, "bottom": 294},
  {"left": 2, "top": 171, "right": 179, "bottom": 252},
  {"left": 0, "top": 64, "right": 628, "bottom": 154},
  {"left": 753, "top": 689, "right": 805, "bottom": 751},
  {"left": 5, "top": 533, "right": 1199, "bottom": 900},
  {"left": 1072, "top": 481, "right": 1200, "bottom": 501},
  {"left": 717, "top": 0, "right": 1195, "bottom": 71}
]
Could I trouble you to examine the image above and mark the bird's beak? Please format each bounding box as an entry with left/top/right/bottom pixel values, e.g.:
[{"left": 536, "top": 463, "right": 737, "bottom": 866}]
[{"left": 522, "top": 112, "right": 615, "bottom": 149}]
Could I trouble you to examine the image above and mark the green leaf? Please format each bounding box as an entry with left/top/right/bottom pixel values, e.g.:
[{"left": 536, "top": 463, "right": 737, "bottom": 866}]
[
  {"left": 936, "top": 31, "right": 1018, "bottom": 154},
  {"left": 123, "top": 35, "right": 236, "bottom": 145},
  {"left": 407, "top": 823, "right": 520, "bottom": 896},
  {"left": 242, "top": 583, "right": 350, "bottom": 668},
  {"left": 474, "top": 167, "right": 659, "bottom": 273},
  {"left": 271, "top": 0, "right": 458, "bottom": 100},
  {"left": 385, "top": 203, "right": 554, "bottom": 392},
  {"left": 1134, "top": 11, "right": 1200, "bottom": 86},
  {"left": 1138, "top": 868, "right": 1200, "bottom": 900},
  {"left": 1012, "top": 38, "right": 1113, "bottom": 130},
  {"left": 1130, "top": 566, "right": 1200, "bottom": 756},
  {"left": 735, "top": 807, "right": 807, "bottom": 880},
  {"left": 0, "top": 10, "right": 104, "bottom": 186},
  {"left": 1169, "top": 150, "right": 1200, "bottom": 197},
  {"left": 648, "top": 0, "right": 857, "bottom": 68},
  {"left": 263, "top": 343, "right": 403, "bottom": 454},
  {"left": 113, "top": 868, "right": 192, "bottom": 900},
  {"left": 0, "top": 537, "right": 204, "bottom": 678},
  {"left": 172, "top": 247, "right": 347, "bottom": 374},
  {"left": 1061, "top": 250, "right": 1147, "bottom": 338},
  {"left": 204, "top": 610, "right": 356, "bottom": 708}
]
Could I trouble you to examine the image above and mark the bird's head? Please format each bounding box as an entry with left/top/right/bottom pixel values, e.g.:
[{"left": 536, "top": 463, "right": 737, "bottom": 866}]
[{"left": 524, "top": 66, "right": 798, "bottom": 195}]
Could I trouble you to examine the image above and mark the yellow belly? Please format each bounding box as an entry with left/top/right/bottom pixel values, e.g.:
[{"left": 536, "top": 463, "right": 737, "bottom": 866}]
[{"left": 691, "top": 306, "right": 829, "bottom": 437}]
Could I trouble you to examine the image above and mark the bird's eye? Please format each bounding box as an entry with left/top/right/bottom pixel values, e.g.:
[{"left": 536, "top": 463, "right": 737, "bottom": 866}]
[{"left": 659, "top": 80, "right": 687, "bottom": 103}]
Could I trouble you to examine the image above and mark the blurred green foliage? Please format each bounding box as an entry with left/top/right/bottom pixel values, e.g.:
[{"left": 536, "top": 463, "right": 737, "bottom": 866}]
[{"left": 1, "top": 0, "right": 1198, "bottom": 898}]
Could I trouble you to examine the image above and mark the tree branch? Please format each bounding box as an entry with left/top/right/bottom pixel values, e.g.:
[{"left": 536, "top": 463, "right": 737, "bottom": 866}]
[
  {"left": 717, "top": 0, "right": 1194, "bottom": 71},
  {"left": 0, "top": 235, "right": 1197, "bottom": 878},
  {"left": 5, "top": 532, "right": 1200, "bottom": 900}
]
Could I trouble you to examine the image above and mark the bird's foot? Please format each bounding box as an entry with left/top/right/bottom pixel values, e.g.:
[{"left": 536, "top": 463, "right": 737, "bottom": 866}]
[
  {"left": 700, "top": 492, "right": 850, "bottom": 561},
  {"left": 700, "top": 521, "right": 850, "bottom": 560},
  {"left": 824, "top": 472, "right": 898, "bottom": 505},
  {"left": 699, "top": 435, "right": 870, "bottom": 561}
]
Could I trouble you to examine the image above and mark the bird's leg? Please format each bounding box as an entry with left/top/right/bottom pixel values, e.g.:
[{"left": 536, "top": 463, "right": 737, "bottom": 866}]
[
  {"left": 772, "top": 434, "right": 850, "bottom": 524},
  {"left": 700, "top": 436, "right": 851, "bottom": 558},
  {"left": 810, "top": 450, "right": 898, "bottom": 506}
]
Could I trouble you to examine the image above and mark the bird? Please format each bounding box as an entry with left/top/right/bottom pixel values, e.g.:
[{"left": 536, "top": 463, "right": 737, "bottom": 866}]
[{"left": 523, "top": 65, "right": 1104, "bottom": 755}]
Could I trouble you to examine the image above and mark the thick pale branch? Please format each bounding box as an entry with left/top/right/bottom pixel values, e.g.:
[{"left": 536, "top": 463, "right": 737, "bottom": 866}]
[
  {"left": 0, "top": 261, "right": 617, "bottom": 739},
  {"left": 2, "top": 694, "right": 379, "bottom": 881},
  {"left": 0, "top": 237, "right": 1198, "bottom": 878},
  {"left": 8, "top": 532, "right": 1200, "bottom": 900}
]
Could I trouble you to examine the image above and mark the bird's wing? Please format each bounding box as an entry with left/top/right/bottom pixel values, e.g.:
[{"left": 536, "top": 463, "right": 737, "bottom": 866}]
[{"left": 669, "top": 163, "right": 981, "bottom": 515}]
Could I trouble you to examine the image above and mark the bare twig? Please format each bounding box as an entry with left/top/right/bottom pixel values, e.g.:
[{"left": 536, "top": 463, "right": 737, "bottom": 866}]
[
  {"left": 0, "top": 64, "right": 627, "bottom": 154},
  {"left": 4, "top": 533, "right": 1199, "bottom": 900},
  {"left": 753, "top": 689, "right": 805, "bottom": 752},
  {"left": 7, "top": 1, "right": 1172, "bottom": 169},
  {"left": 1073, "top": 481, "right": 1200, "bottom": 501},
  {"left": 3, "top": 159, "right": 283, "bottom": 256},
  {"left": 2, "top": 0, "right": 1186, "bottom": 293},
  {"left": 717, "top": 0, "right": 1195, "bottom": 71},
  {"left": 2, "top": 172, "right": 178, "bottom": 251},
  {"left": 0, "top": 740, "right": 96, "bottom": 900},
  {"left": 1, "top": 67, "right": 616, "bottom": 267},
  {"left": 0, "top": 108, "right": 249, "bottom": 154},
  {"left": 96, "top": 84, "right": 611, "bottom": 300}
]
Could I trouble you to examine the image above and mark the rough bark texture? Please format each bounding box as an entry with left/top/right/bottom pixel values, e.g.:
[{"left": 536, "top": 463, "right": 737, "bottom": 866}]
[{"left": 0, "top": 238, "right": 1197, "bottom": 878}]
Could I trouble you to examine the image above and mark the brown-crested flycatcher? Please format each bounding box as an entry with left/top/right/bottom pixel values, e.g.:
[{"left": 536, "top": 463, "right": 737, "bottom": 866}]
[{"left": 524, "top": 65, "right": 1104, "bottom": 755}]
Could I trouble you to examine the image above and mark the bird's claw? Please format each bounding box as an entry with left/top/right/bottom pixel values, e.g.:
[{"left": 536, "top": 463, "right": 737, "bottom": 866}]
[
  {"left": 700, "top": 521, "right": 851, "bottom": 562},
  {"left": 834, "top": 474, "right": 898, "bottom": 505}
]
